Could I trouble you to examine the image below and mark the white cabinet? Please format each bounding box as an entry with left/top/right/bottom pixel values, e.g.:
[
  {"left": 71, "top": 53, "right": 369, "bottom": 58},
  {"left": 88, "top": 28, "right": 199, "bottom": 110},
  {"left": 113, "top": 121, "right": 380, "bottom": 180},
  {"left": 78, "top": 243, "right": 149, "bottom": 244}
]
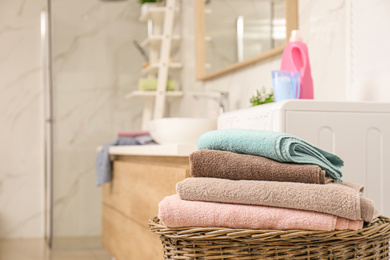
[{"left": 218, "top": 100, "right": 390, "bottom": 216}]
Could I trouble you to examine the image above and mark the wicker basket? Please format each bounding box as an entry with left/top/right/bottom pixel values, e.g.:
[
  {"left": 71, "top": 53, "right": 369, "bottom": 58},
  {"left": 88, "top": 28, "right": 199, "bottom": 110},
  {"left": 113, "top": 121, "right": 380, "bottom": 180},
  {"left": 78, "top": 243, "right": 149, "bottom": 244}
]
[{"left": 149, "top": 216, "right": 390, "bottom": 259}]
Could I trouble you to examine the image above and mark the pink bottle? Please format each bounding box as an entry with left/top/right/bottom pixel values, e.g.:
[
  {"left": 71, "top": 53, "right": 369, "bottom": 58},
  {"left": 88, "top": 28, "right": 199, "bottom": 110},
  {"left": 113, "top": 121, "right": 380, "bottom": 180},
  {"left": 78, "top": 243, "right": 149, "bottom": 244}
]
[{"left": 281, "top": 30, "right": 314, "bottom": 99}]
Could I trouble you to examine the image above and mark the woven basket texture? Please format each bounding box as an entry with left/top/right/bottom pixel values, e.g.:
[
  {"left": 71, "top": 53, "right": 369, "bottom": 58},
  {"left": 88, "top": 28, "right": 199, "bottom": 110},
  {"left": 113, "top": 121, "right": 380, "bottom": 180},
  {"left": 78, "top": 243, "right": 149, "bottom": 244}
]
[{"left": 149, "top": 216, "right": 390, "bottom": 260}]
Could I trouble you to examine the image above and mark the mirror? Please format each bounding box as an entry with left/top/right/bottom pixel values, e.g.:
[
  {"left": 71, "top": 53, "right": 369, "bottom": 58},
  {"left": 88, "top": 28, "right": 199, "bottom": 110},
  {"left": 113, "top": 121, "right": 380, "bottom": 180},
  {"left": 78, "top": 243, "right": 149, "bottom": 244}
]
[{"left": 195, "top": 0, "right": 298, "bottom": 81}]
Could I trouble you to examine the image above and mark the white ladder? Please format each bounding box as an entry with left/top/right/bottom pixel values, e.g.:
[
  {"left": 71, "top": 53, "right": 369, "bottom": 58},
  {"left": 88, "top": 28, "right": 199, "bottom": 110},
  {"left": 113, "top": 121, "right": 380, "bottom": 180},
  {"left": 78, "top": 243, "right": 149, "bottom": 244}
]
[{"left": 128, "top": 0, "right": 182, "bottom": 130}]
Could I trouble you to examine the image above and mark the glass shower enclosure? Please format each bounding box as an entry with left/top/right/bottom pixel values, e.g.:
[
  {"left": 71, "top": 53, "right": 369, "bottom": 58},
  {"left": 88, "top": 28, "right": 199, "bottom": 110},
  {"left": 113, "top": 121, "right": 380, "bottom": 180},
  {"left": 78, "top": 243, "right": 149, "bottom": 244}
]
[{"left": 45, "top": 0, "right": 146, "bottom": 248}]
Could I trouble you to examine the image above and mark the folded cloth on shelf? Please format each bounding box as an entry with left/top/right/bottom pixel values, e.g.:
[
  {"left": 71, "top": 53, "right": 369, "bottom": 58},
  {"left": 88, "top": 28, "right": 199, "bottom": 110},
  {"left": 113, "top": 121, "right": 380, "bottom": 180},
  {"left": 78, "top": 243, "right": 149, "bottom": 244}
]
[
  {"left": 158, "top": 195, "right": 364, "bottom": 231},
  {"left": 176, "top": 177, "right": 376, "bottom": 222},
  {"left": 190, "top": 150, "right": 332, "bottom": 184},
  {"left": 138, "top": 78, "right": 176, "bottom": 91},
  {"left": 117, "top": 130, "right": 149, "bottom": 138},
  {"left": 131, "top": 134, "right": 155, "bottom": 145},
  {"left": 95, "top": 135, "right": 156, "bottom": 186},
  {"left": 197, "top": 129, "right": 344, "bottom": 182}
]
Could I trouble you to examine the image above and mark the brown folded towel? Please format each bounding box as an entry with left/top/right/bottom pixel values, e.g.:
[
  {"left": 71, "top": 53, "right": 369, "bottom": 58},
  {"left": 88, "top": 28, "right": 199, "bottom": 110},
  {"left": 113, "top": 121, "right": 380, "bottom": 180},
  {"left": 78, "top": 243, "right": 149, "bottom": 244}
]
[
  {"left": 176, "top": 177, "right": 376, "bottom": 222},
  {"left": 190, "top": 150, "right": 333, "bottom": 184}
]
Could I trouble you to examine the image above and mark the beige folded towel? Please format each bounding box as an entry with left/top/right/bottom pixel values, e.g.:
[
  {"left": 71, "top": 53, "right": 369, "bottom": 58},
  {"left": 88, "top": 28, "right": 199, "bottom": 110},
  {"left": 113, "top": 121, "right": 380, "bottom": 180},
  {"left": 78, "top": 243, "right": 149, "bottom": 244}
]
[
  {"left": 176, "top": 177, "right": 376, "bottom": 222},
  {"left": 190, "top": 150, "right": 332, "bottom": 184}
]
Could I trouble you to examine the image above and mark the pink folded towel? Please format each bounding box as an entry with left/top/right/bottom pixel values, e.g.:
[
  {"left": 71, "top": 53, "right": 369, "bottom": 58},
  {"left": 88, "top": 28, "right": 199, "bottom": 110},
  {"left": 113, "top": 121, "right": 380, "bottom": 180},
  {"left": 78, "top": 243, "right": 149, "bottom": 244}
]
[
  {"left": 158, "top": 195, "right": 363, "bottom": 231},
  {"left": 176, "top": 177, "right": 376, "bottom": 222},
  {"left": 117, "top": 130, "right": 149, "bottom": 138}
]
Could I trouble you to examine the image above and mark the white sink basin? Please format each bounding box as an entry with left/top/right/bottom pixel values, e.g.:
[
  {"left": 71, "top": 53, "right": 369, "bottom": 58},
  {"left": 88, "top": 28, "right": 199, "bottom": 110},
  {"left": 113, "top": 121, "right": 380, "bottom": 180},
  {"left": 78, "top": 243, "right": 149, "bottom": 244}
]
[{"left": 149, "top": 118, "right": 217, "bottom": 145}]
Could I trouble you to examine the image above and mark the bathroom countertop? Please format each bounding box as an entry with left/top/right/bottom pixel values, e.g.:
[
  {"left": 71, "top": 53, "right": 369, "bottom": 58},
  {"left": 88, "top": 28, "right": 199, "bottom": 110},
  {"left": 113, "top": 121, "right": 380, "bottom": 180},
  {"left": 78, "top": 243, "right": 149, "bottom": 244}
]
[{"left": 108, "top": 144, "right": 197, "bottom": 157}]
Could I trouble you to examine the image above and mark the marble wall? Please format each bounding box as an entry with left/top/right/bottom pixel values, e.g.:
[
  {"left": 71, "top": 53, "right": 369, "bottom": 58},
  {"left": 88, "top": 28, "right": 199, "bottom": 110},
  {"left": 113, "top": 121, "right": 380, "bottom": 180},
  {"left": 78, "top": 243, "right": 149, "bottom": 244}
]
[
  {"left": 348, "top": 0, "right": 390, "bottom": 101},
  {"left": 0, "top": 0, "right": 46, "bottom": 238},
  {"left": 202, "top": 0, "right": 347, "bottom": 110}
]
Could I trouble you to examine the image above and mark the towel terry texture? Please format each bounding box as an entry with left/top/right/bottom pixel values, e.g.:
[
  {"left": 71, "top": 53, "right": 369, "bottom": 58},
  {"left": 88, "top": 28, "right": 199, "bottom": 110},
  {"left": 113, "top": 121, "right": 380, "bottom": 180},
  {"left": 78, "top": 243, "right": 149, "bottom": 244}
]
[
  {"left": 190, "top": 150, "right": 332, "bottom": 184},
  {"left": 176, "top": 177, "right": 375, "bottom": 222},
  {"left": 197, "top": 129, "right": 344, "bottom": 182},
  {"left": 158, "top": 195, "right": 363, "bottom": 231}
]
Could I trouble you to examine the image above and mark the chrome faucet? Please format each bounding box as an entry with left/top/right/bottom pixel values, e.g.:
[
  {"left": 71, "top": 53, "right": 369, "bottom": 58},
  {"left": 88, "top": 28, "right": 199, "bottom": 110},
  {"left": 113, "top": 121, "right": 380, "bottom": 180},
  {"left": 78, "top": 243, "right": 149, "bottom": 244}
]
[
  {"left": 218, "top": 92, "right": 229, "bottom": 115},
  {"left": 193, "top": 91, "right": 229, "bottom": 115}
]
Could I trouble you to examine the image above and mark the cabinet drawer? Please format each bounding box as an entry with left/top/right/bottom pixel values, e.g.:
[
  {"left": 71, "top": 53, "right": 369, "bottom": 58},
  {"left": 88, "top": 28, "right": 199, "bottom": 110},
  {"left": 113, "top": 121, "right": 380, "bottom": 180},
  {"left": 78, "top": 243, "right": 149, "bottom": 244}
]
[
  {"left": 103, "top": 157, "right": 189, "bottom": 220},
  {"left": 102, "top": 155, "right": 190, "bottom": 260}
]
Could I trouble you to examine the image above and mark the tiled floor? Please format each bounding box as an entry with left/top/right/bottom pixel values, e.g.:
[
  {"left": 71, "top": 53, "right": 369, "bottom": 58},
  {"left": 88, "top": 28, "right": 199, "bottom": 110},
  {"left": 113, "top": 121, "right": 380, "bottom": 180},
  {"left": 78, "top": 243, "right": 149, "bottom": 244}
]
[{"left": 0, "top": 238, "right": 112, "bottom": 260}]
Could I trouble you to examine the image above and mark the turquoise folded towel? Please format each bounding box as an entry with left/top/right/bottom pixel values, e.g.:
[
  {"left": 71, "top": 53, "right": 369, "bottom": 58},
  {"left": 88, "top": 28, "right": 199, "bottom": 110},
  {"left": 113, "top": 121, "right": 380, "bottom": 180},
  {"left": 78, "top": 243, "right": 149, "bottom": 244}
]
[{"left": 197, "top": 129, "right": 344, "bottom": 182}]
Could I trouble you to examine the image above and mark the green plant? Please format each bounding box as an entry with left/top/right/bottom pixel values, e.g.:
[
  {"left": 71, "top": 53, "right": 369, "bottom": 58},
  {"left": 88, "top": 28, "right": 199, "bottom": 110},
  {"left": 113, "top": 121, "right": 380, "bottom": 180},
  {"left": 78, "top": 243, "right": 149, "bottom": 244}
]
[{"left": 249, "top": 87, "right": 275, "bottom": 106}]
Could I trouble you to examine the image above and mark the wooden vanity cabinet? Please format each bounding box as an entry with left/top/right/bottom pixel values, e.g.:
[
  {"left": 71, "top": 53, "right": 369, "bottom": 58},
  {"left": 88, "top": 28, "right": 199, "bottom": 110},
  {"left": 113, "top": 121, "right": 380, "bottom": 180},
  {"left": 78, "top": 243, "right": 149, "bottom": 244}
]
[{"left": 102, "top": 155, "right": 190, "bottom": 260}]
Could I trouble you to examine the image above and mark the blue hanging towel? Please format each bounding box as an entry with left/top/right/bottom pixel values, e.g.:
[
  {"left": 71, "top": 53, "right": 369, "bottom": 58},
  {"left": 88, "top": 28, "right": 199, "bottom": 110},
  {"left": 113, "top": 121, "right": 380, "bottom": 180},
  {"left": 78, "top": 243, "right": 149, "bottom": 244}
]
[{"left": 95, "top": 137, "right": 140, "bottom": 186}]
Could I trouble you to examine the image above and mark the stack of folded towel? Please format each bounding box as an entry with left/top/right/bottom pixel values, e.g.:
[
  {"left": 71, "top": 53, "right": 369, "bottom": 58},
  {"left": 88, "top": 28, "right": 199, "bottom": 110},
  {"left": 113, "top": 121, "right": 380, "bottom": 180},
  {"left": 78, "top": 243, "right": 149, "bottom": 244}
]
[{"left": 158, "top": 129, "right": 377, "bottom": 231}]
